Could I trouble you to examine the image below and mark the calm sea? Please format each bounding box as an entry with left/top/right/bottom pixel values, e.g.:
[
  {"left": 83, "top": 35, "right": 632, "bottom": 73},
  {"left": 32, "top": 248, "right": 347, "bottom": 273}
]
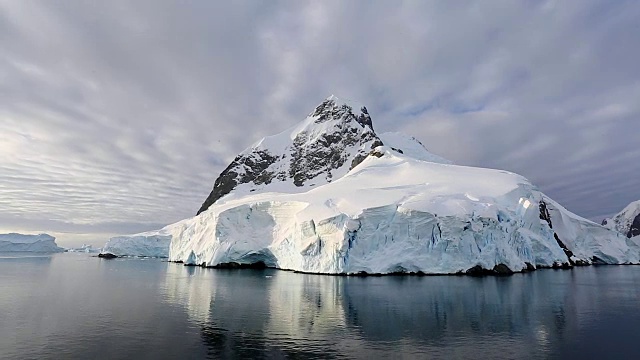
[{"left": 1, "top": 252, "right": 639, "bottom": 359}]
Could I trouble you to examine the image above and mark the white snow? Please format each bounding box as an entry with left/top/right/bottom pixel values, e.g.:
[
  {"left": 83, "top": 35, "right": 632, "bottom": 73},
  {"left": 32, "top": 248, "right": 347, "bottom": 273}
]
[
  {"left": 602, "top": 200, "right": 640, "bottom": 237},
  {"left": 378, "top": 132, "right": 452, "bottom": 164},
  {"left": 0, "top": 233, "right": 64, "bottom": 253}
]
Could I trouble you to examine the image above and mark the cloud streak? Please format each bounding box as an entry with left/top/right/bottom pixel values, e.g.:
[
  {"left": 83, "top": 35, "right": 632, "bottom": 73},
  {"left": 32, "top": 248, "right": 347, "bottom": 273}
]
[{"left": 1, "top": 0, "right": 639, "bottom": 244}]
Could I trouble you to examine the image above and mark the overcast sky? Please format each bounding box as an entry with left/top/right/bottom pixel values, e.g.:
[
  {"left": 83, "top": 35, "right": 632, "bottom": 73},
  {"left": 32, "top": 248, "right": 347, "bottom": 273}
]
[{"left": 1, "top": 0, "right": 639, "bottom": 246}]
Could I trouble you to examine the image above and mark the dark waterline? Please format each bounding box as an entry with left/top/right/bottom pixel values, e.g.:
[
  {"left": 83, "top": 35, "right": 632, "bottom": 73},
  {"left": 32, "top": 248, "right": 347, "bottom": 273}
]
[{"left": 1, "top": 253, "right": 639, "bottom": 359}]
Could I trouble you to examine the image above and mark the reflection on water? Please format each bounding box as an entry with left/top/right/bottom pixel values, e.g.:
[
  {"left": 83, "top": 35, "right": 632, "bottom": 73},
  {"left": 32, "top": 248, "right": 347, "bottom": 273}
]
[
  {"left": 163, "top": 264, "right": 216, "bottom": 323},
  {"left": 161, "top": 264, "right": 640, "bottom": 359},
  {"left": 0, "top": 254, "right": 207, "bottom": 359},
  {"left": 1, "top": 253, "right": 639, "bottom": 359}
]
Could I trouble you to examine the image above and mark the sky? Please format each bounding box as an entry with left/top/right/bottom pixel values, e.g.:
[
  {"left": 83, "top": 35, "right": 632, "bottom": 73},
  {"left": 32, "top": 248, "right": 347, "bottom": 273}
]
[{"left": 1, "top": 0, "right": 639, "bottom": 247}]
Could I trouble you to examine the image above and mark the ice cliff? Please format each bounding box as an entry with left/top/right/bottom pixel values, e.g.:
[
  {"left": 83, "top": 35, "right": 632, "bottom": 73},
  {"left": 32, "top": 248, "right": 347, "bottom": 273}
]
[
  {"left": 103, "top": 96, "right": 640, "bottom": 273},
  {"left": 0, "top": 233, "right": 64, "bottom": 252}
]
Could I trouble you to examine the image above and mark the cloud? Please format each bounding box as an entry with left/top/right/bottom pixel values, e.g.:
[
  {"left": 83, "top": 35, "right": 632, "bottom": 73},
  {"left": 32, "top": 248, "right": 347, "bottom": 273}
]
[{"left": 1, "top": 0, "right": 639, "bottom": 241}]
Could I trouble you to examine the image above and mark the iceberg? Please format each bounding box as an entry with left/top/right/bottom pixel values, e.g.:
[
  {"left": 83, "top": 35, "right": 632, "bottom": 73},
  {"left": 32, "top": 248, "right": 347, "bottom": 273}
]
[
  {"left": 0, "top": 233, "right": 64, "bottom": 253},
  {"left": 66, "top": 244, "right": 101, "bottom": 253},
  {"left": 100, "top": 228, "right": 172, "bottom": 258},
  {"left": 106, "top": 96, "right": 640, "bottom": 274}
]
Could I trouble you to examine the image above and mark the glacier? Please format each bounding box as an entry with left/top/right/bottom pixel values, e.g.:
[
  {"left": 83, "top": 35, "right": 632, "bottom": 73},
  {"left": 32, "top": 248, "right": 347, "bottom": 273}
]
[
  {"left": 103, "top": 96, "right": 640, "bottom": 274},
  {"left": 165, "top": 149, "right": 639, "bottom": 274},
  {"left": 0, "top": 233, "right": 64, "bottom": 253}
]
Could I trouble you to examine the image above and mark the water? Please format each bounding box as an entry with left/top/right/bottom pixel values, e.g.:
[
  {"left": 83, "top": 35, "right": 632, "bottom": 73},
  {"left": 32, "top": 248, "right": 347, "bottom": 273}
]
[{"left": 1, "top": 253, "right": 639, "bottom": 359}]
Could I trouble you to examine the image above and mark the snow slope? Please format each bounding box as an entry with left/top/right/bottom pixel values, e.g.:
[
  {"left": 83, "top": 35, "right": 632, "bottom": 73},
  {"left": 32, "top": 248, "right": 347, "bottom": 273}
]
[
  {"left": 106, "top": 96, "right": 640, "bottom": 274},
  {"left": 378, "top": 132, "right": 451, "bottom": 164},
  {"left": 0, "top": 233, "right": 64, "bottom": 253},
  {"left": 602, "top": 200, "right": 640, "bottom": 239},
  {"left": 541, "top": 197, "right": 639, "bottom": 264}
]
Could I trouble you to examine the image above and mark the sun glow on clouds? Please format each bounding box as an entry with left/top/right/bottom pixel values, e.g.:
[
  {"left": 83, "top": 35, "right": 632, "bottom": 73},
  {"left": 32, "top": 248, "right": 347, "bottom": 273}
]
[{"left": 1, "top": 0, "right": 639, "bottom": 240}]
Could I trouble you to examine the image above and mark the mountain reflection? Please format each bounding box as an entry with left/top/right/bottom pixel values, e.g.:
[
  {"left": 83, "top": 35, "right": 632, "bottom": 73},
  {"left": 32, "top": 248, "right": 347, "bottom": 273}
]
[{"left": 161, "top": 264, "right": 640, "bottom": 359}]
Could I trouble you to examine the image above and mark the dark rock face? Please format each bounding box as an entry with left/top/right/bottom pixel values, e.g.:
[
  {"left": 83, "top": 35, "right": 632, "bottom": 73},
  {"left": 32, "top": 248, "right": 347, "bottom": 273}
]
[
  {"left": 492, "top": 264, "right": 514, "bottom": 275},
  {"left": 465, "top": 265, "right": 485, "bottom": 276},
  {"left": 539, "top": 200, "right": 575, "bottom": 265},
  {"left": 197, "top": 98, "right": 383, "bottom": 215},
  {"left": 574, "top": 259, "right": 590, "bottom": 266},
  {"left": 539, "top": 201, "right": 552, "bottom": 228},
  {"left": 211, "top": 261, "right": 268, "bottom": 269},
  {"left": 465, "top": 264, "right": 514, "bottom": 276},
  {"left": 198, "top": 150, "right": 282, "bottom": 215},
  {"left": 628, "top": 214, "right": 640, "bottom": 238}
]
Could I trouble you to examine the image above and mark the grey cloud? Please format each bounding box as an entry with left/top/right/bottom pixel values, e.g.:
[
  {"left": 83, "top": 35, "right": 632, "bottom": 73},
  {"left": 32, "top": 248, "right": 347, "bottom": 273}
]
[{"left": 1, "top": 0, "right": 639, "bottom": 241}]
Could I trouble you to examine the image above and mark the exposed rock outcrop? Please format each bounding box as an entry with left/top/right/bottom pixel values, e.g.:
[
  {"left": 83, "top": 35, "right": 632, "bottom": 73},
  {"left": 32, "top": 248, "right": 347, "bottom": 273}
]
[{"left": 198, "top": 96, "right": 412, "bottom": 215}]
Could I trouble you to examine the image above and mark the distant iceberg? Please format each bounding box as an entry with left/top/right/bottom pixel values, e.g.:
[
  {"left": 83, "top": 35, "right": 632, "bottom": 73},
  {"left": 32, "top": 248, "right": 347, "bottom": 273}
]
[
  {"left": 100, "top": 229, "right": 172, "bottom": 258},
  {"left": 66, "top": 244, "right": 101, "bottom": 253},
  {"left": 0, "top": 233, "right": 64, "bottom": 253}
]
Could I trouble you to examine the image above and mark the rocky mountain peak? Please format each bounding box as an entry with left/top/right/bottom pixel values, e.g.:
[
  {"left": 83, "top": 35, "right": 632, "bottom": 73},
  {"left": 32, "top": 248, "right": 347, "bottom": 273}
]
[
  {"left": 197, "top": 95, "right": 450, "bottom": 215},
  {"left": 311, "top": 95, "right": 374, "bottom": 132},
  {"left": 197, "top": 96, "right": 384, "bottom": 215}
]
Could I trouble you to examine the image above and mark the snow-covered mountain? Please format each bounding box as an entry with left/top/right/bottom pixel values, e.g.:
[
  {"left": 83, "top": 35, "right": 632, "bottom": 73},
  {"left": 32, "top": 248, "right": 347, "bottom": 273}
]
[
  {"left": 102, "top": 96, "right": 640, "bottom": 274},
  {"left": 197, "top": 95, "right": 448, "bottom": 215},
  {"left": 0, "top": 233, "right": 64, "bottom": 252},
  {"left": 602, "top": 200, "right": 640, "bottom": 239}
]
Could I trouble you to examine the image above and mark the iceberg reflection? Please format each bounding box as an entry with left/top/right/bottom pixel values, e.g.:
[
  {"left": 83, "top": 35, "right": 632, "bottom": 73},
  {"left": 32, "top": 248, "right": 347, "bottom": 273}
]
[{"left": 160, "top": 265, "right": 640, "bottom": 358}]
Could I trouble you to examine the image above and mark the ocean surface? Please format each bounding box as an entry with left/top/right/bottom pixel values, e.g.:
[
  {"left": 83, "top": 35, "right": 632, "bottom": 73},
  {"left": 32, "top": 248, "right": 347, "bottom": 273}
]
[{"left": 1, "top": 252, "right": 639, "bottom": 359}]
